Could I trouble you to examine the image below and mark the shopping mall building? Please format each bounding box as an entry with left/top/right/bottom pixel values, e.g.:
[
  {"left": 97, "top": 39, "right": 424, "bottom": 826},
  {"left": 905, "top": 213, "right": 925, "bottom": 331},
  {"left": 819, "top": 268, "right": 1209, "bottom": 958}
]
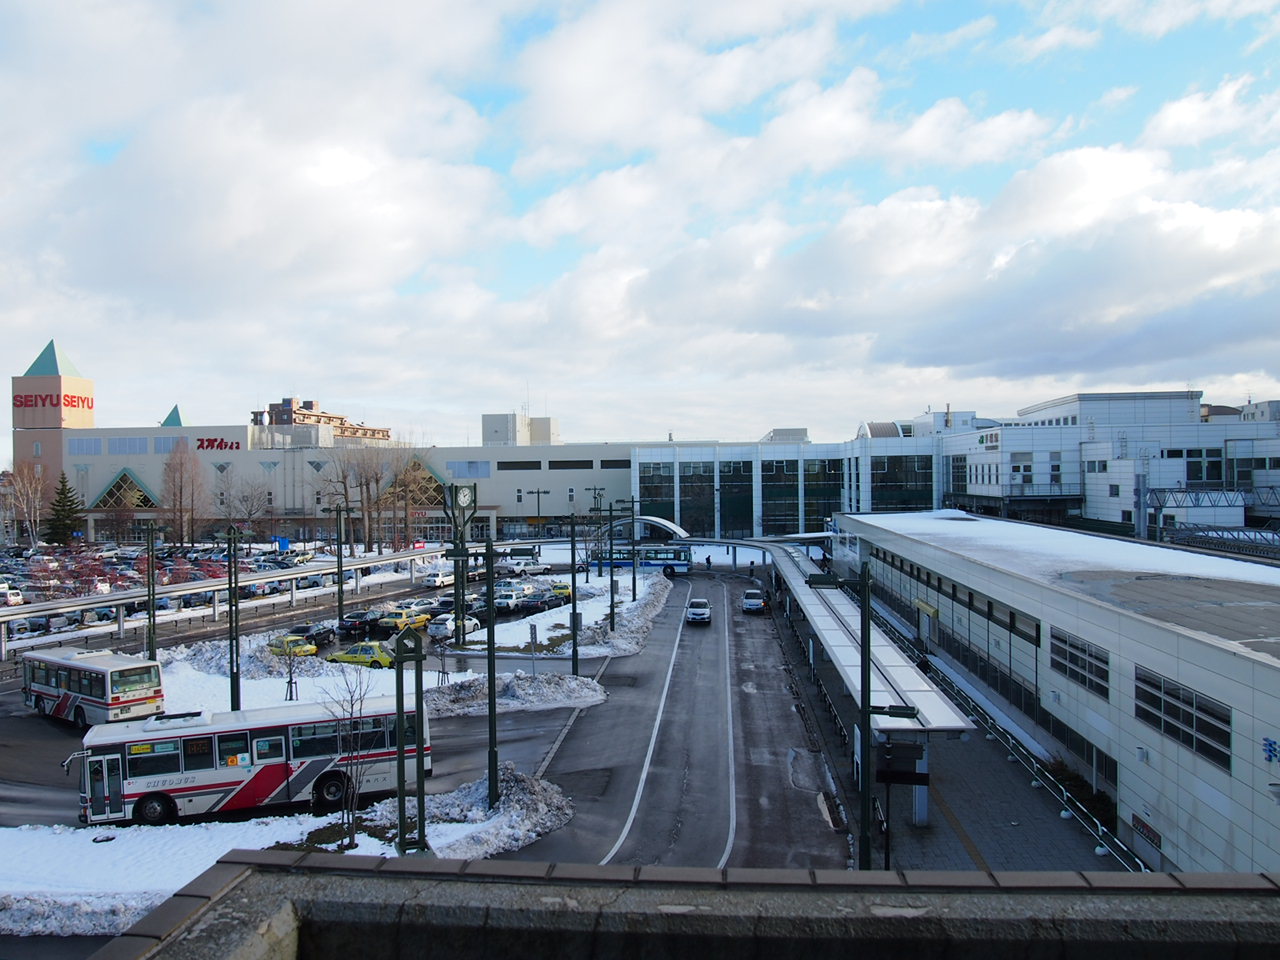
[{"left": 6, "top": 339, "right": 1280, "bottom": 547}]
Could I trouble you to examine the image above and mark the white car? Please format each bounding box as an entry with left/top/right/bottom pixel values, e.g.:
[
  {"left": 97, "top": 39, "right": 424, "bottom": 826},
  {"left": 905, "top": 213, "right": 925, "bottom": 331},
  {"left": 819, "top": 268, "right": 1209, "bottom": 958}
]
[
  {"left": 496, "top": 558, "right": 550, "bottom": 576},
  {"left": 685, "top": 598, "right": 712, "bottom": 625},
  {"left": 426, "top": 615, "right": 481, "bottom": 641},
  {"left": 421, "top": 570, "right": 455, "bottom": 588}
]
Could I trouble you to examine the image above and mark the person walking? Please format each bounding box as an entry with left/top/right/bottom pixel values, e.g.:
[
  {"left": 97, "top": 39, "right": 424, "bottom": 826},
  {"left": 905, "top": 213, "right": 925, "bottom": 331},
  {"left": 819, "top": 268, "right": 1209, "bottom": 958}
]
[{"left": 704, "top": 555, "right": 712, "bottom": 571}]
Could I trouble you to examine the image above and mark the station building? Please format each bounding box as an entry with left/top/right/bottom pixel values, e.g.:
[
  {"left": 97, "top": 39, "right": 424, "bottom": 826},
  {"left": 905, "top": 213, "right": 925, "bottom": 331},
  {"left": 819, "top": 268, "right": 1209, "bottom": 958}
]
[
  {"left": 831, "top": 510, "right": 1280, "bottom": 873},
  {"left": 6, "top": 340, "right": 1280, "bottom": 549}
]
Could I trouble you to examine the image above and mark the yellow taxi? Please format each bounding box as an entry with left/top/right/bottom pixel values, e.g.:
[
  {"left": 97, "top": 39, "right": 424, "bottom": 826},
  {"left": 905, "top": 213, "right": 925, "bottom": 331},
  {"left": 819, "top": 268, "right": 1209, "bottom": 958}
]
[
  {"left": 376, "top": 608, "right": 431, "bottom": 634},
  {"left": 326, "top": 640, "right": 397, "bottom": 668},
  {"left": 550, "top": 582, "right": 572, "bottom": 599},
  {"left": 267, "top": 635, "right": 319, "bottom": 657}
]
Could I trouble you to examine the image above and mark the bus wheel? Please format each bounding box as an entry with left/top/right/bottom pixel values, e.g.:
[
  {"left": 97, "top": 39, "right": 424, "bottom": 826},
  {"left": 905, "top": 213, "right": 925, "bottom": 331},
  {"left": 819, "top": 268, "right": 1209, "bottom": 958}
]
[
  {"left": 662, "top": 565, "right": 675, "bottom": 578},
  {"left": 73, "top": 707, "right": 88, "bottom": 730},
  {"left": 134, "top": 793, "right": 175, "bottom": 826},
  {"left": 314, "top": 773, "right": 347, "bottom": 812}
]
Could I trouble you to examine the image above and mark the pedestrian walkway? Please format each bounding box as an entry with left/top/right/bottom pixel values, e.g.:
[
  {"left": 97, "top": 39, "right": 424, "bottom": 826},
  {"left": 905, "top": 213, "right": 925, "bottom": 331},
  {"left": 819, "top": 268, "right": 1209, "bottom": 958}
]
[{"left": 775, "top": 607, "right": 1126, "bottom": 873}]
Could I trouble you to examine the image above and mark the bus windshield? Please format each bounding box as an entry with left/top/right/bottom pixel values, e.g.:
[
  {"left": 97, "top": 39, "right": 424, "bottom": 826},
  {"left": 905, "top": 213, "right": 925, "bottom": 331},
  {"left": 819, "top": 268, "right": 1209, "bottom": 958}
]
[{"left": 111, "top": 666, "right": 160, "bottom": 694}]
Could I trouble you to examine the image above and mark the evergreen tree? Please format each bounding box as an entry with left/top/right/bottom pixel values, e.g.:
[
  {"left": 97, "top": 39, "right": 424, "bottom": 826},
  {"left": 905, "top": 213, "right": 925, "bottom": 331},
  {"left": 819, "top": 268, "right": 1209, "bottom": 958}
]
[{"left": 45, "top": 471, "right": 86, "bottom": 546}]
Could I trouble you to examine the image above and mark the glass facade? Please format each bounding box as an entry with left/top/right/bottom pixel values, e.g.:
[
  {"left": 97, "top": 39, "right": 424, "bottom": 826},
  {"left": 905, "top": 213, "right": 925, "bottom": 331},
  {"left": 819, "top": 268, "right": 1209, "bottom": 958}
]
[
  {"left": 719, "top": 460, "right": 753, "bottom": 538},
  {"left": 870, "top": 455, "right": 933, "bottom": 511},
  {"left": 638, "top": 461, "right": 675, "bottom": 522},
  {"left": 760, "top": 459, "right": 798, "bottom": 536},
  {"left": 803, "top": 459, "right": 843, "bottom": 533},
  {"left": 678, "top": 461, "right": 716, "bottom": 537}
]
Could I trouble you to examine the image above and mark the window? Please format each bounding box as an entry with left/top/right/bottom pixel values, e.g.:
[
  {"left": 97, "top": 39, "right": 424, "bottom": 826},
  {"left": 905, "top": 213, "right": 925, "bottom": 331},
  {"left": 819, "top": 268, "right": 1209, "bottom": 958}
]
[
  {"left": 291, "top": 723, "right": 339, "bottom": 758},
  {"left": 568, "top": 487, "right": 575, "bottom": 503},
  {"left": 183, "top": 737, "right": 215, "bottom": 771},
  {"left": 217, "top": 732, "right": 250, "bottom": 767},
  {"left": 1134, "top": 666, "right": 1231, "bottom": 771},
  {"left": 1109, "top": 484, "right": 1120, "bottom": 498},
  {"left": 127, "top": 739, "right": 181, "bottom": 778},
  {"left": 1121, "top": 510, "right": 1133, "bottom": 523},
  {"left": 549, "top": 460, "right": 592, "bottom": 470},
  {"left": 1050, "top": 628, "right": 1110, "bottom": 699},
  {"left": 107, "top": 437, "right": 148, "bottom": 456},
  {"left": 68, "top": 438, "right": 102, "bottom": 456},
  {"left": 153, "top": 436, "right": 187, "bottom": 455},
  {"left": 600, "top": 459, "right": 631, "bottom": 469},
  {"left": 446, "top": 460, "right": 491, "bottom": 479},
  {"left": 32, "top": 441, "right": 41, "bottom": 457},
  {"left": 496, "top": 461, "right": 541, "bottom": 471}
]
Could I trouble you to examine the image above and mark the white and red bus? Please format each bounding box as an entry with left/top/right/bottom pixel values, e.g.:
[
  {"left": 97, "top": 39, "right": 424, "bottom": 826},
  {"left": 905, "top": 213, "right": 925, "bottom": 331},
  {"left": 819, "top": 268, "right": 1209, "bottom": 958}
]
[
  {"left": 66, "top": 696, "right": 429, "bottom": 826},
  {"left": 22, "top": 647, "right": 164, "bottom": 728}
]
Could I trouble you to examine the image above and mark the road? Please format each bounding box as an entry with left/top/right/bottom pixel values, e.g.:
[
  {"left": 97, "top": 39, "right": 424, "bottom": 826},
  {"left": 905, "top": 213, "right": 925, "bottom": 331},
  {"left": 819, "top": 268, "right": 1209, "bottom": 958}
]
[{"left": 503, "top": 572, "right": 848, "bottom": 869}]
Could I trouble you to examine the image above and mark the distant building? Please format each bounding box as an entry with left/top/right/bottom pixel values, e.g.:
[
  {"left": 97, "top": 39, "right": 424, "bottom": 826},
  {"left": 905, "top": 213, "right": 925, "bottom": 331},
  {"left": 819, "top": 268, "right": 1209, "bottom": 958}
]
[
  {"left": 482, "top": 413, "right": 560, "bottom": 446},
  {"left": 250, "top": 398, "right": 391, "bottom": 442}
]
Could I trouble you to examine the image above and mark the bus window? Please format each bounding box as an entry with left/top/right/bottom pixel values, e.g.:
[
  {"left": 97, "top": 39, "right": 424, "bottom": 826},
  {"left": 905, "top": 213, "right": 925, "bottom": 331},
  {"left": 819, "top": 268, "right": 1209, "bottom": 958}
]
[
  {"left": 353, "top": 717, "right": 386, "bottom": 752},
  {"left": 217, "top": 732, "right": 250, "bottom": 766},
  {"left": 291, "top": 722, "right": 339, "bottom": 758},
  {"left": 183, "top": 736, "right": 215, "bottom": 771},
  {"left": 127, "top": 739, "right": 181, "bottom": 778},
  {"left": 389, "top": 714, "right": 417, "bottom": 746},
  {"left": 112, "top": 666, "right": 160, "bottom": 694},
  {"left": 254, "top": 736, "right": 285, "bottom": 762}
]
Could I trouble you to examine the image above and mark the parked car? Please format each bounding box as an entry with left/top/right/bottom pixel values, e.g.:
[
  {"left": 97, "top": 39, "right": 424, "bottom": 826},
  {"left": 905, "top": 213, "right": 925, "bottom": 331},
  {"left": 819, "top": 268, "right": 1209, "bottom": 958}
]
[
  {"left": 685, "top": 598, "right": 712, "bottom": 625},
  {"left": 741, "top": 589, "right": 767, "bottom": 614},
  {"left": 492, "top": 591, "right": 525, "bottom": 612},
  {"left": 496, "top": 558, "right": 550, "bottom": 576},
  {"left": 518, "top": 590, "right": 566, "bottom": 613},
  {"left": 326, "top": 640, "right": 397, "bottom": 668},
  {"left": 267, "top": 622, "right": 336, "bottom": 657},
  {"left": 376, "top": 608, "right": 431, "bottom": 634},
  {"left": 550, "top": 582, "right": 572, "bottom": 599},
  {"left": 338, "top": 609, "right": 384, "bottom": 636},
  {"left": 421, "top": 570, "right": 455, "bottom": 588},
  {"left": 426, "top": 615, "right": 480, "bottom": 642}
]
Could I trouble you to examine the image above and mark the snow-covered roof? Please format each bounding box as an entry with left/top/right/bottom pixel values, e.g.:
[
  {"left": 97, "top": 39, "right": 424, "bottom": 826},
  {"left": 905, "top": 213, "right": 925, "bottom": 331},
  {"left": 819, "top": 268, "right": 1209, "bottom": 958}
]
[{"left": 842, "top": 511, "right": 1280, "bottom": 659}]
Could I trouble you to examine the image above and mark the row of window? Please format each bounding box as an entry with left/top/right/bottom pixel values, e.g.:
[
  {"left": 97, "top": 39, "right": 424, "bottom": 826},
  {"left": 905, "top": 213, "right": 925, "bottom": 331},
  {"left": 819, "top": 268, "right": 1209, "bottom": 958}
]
[
  {"left": 120, "top": 715, "right": 419, "bottom": 780},
  {"left": 869, "top": 546, "right": 1041, "bottom": 644},
  {"left": 69, "top": 436, "right": 178, "bottom": 456},
  {"left": 498, "top": 459, "right": 630, "bottom": 472},
  {"left": 1134, "top": 666, "right": 1232, "bottom": 771}
]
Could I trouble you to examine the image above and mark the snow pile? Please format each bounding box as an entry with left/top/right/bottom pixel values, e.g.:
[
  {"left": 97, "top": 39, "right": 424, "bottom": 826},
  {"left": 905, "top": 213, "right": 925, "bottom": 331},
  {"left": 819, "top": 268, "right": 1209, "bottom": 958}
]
[
  {"left": 0, "top": 767, "right": 573, "bottom": 937},
  {"left": 362, "top": 763, "right": 574, "bottom": 860},
  {"left": 160, "top": 627, "right": 342, "bottom": 681},
  {"left": 425, "top": 671, "right": 606, "bottom": 717},
  {"left": 554, "top": 573, "right": 672, "bottom": 657}
]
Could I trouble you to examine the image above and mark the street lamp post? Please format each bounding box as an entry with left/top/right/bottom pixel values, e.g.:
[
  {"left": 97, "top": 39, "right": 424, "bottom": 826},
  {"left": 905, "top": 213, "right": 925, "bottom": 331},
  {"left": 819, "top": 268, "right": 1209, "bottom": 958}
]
[
  {"left": 528, "top": 488, "right": 550, "bottom": 534},
  {"left": 615, "top": 499, "right": 639, "bottom": 600},
  {"left": 225, "top": 525, "right": 242, "bottom": 711},
  {"left": 590, "top": 503, "right": 617, "bottom": 630},
  {"left": 145, "top": 520, "right": 160, "bottom": 661},
  {"left": 321, "top": 504, "right": 352, "bottom": 624}
]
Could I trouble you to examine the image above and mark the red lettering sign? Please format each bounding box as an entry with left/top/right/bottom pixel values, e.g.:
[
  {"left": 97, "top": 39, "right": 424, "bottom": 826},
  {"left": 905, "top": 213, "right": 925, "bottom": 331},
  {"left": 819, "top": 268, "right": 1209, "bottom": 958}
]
[{"left": 195, "top": 438, "right": 242, "bottom": 451}]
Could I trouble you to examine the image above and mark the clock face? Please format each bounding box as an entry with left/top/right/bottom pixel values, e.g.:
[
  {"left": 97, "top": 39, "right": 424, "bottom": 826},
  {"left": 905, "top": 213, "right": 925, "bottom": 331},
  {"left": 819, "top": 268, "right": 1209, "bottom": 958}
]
[{"left": 456, "top": 486, "right": 474, "bottom": 507}]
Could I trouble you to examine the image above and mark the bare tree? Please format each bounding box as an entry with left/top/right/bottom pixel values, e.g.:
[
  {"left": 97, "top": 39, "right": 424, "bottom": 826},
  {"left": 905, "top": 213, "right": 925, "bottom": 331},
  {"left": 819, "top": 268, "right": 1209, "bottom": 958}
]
[
  {"left": 161, "top": 442, "right": 206, "bottom": 545},
  {"left": 351, "top": 448, "right": 390, "bottom": 554},
  {"left": 10, "top": 462, "right": 49, "bottom": 548},
  {"left": 321, "top": 449, "right": 361, "bottom": 556},
  {"left": 323, "top": 667, "right": 378, "bottom": 849}
]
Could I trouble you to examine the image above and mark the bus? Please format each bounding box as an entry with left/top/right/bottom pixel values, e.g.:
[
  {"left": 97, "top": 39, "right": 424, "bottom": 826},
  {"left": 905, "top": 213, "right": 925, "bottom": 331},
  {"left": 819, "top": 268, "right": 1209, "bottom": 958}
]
[
  {"left": 22, "top": 647, "right": 164, "bottom": 728},
  {"left": 591, "top": 543, "right": 692, "bottom": 576},
  {"left": 65, "top": 696, "right": 429, "bottom": 826}
]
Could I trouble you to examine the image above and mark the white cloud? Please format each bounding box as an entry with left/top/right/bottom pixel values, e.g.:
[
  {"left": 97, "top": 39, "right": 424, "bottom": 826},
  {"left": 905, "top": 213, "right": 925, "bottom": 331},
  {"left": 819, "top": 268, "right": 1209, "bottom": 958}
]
[
  {"left": 1140, "top": 74, "right": 1280, "bottom": 146},
  {"left": 1005, "top": 24, "right": 1101, "bottom": 61}
]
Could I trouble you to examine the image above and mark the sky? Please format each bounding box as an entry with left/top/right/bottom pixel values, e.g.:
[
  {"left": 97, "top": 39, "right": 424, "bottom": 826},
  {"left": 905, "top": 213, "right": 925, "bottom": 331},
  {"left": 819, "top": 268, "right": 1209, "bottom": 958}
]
[{"left": 3, "top": 0, "right": 1280, "bottom": 450}]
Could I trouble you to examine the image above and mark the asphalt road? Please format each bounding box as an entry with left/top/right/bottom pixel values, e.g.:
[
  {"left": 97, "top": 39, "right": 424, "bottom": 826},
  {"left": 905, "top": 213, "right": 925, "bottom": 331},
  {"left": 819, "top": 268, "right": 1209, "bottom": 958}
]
[{"left": 503, "top": 572, "right": 849, "bottom": 870}]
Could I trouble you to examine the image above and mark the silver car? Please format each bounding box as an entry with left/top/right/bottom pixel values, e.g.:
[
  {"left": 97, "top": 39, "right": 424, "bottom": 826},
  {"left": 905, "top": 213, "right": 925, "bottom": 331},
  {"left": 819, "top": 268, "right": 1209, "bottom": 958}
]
[{"left": 685, "top": 598, "right": 712, "bottom": 625}]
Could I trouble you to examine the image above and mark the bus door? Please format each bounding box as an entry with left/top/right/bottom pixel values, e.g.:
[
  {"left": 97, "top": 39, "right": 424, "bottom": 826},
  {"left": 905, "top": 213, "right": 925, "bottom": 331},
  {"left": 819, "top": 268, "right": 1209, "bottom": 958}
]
[
  {"left": 87, "top": 755, "right": 124, "bottom": 820},
  {"left": 238, "top": 727, "right": 290, "bottom": 807}
]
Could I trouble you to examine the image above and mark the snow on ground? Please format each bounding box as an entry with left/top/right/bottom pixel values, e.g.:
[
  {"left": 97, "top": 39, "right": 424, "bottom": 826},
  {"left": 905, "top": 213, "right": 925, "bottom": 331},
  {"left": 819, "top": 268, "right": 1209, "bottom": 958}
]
[{"left": 2, "top": 565, "right": 679, "bottom": 937}]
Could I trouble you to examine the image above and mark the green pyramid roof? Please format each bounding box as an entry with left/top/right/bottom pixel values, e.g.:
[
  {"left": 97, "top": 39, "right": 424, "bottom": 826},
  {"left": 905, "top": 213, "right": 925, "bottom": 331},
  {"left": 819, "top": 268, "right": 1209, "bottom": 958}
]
[
  {"left": 24, "top": 340, "right": 84, "bottom": 378},
  {"left": 161, "top": 405, "right": 183, "bottom": 427}
]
